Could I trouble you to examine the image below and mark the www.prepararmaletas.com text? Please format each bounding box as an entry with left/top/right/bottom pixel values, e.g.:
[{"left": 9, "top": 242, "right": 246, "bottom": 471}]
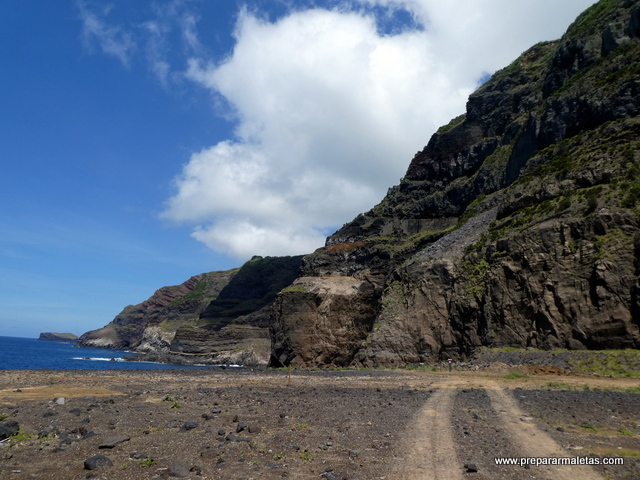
[{"left": 495, "top": 456, "right": 624, "bottom": 467}]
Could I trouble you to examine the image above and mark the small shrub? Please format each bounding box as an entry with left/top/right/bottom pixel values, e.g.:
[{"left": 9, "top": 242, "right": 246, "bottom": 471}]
[
  {"left": 581, "top": 422, "right": 600, "bottom": 433},
  {"left": 616, "top": 449, "right": 640, "bottom": 459},
  {"left": 558, "top": 196, "right": 571, "bottom": 210},
  {"left": 620, "top": 426, "right": 633, "bottom": 436},
  {"left": 299, "top": 449, "right": 315, "bottom": 461},
  {"left": 9, "top": 428, "right": 32, "bottom": 446},
  {"left": 544, "top": 382, "right": 576, "bottom": 390},
  {"left": 139, "top": 458, "right": 157, "bottom": 468},
  {"left": 621, "top": 385, "right": 640, "bottom": 393},
  {"left": 281, "top": 284, "right": 305, "bottom": 293},
  {"left": 621, "top": 184, "right": 640, "bottom": 207}
]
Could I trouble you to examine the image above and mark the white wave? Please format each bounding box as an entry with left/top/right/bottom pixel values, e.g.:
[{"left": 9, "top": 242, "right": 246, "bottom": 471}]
[{"left": 72, "top": 357, "right": 125, "bottom": 362}]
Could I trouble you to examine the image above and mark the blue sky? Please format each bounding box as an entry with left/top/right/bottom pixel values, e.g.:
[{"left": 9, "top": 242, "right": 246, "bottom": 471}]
[{"left": 1, "top": 0, "right": 596, "bottom": 338}]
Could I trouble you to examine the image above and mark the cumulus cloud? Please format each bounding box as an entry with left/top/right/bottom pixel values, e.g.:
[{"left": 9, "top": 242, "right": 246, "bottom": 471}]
[
  {"left": 75, "top": 0, "right": 596, "bottom": 259},
  {"left": 162, "top": 0, "right": 595, "bottom": 259},
  {"left": 164, "top": 7, "right": 471, "bottom": 258}
]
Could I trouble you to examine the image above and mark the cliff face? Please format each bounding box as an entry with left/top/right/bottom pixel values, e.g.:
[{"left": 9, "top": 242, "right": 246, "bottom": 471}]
[
  {"left": 79, "top": 256, "right": 303, "bottom": 366},
  {"left": 270, "top": 0, "right": 640, "bottom": 367},
  {"left": 168, "top": 255, "right": 304, "bottom": 365},
  {"left": 78, "top": 270, "right": 237, "bottom": 351}
]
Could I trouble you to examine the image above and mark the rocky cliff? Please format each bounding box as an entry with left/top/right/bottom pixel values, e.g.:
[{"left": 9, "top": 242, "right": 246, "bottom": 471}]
[
  {"left": 78, "top": 270, "right": 237, "bottom": 351},
  {"left": 270, "top": 0, "right": 640, "bottom": 367},
  {"left": 167, "top": 255, "right": 304, "bottom": 365},
  {"left": 79, "top": 255, "right": 303, "bottom": 365}
]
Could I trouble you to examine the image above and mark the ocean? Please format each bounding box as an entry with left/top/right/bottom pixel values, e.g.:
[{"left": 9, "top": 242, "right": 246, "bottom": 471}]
[{"left": 0, "top": 336, "right": 211, "bottom": 370}]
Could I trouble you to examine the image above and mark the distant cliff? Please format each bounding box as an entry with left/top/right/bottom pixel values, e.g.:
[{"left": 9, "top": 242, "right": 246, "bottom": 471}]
[
  {"left": 38, "top": 332, "right": 78, "bottom": 343},
  {"left": 79, "top": 256, "right": 303, "bottom": 365},
  {"left": 78, "top": 270, "right": 236, "bottom": 351},
  {"left": 269, "top": 0, "right": 640, "bottom": 367}
]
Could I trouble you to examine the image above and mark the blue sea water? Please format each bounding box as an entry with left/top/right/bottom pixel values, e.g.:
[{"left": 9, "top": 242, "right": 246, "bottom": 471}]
[{"left": 0, "top": 336, "right": 210, "bottom": 370}]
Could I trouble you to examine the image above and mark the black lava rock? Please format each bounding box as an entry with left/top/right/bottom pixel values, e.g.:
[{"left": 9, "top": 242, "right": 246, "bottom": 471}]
[
  {"left": 181, "top": 420, "right": 199, "bottom": 432},
  {"left": 0, "top": 421, "right": 19, "bottom": 441},
  {"left": 464, "top": 463, "right": 479, "bottom": 473},
  {"left": 84, "top": 454, "right": 114, "bottom": 471}
]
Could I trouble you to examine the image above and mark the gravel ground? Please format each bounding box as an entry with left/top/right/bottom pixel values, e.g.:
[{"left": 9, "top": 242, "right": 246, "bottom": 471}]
[
  {"left": 511, "top": 387, "right": 640, "bottom": 479},
  {"left": 1, "top": 368, "right": 639, "bottom": 479}
]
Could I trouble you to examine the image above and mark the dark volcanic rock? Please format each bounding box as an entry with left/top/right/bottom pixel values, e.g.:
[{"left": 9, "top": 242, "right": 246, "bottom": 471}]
[
  {"left": 464, "top": 463, "right": 479, "bottom": 473},
  {"left": 180, "top": 420, "right": 199, "bottom": 431},
  {"left": 79, "top": 256, "right": 304, "bottom": 367},
  {"left": 84, "top": 454, "right": 113, "bottom": 470},
  {"left": 197, "top": 255, "right": 304, "bottom": 329},
  {"left": 99, "top": 435, "right": 130, "bottom": 449},
  {"left": 78, "top": 270, "right": 237, "bottom": 351},
  {"left": 0, "top": 421, "right": 19, "bottom": 440},
  {"left": 168, "top": 255, "right": 304, "bottom": 365}
]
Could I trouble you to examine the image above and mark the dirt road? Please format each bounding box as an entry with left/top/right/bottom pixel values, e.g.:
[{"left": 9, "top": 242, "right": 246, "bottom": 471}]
[
  {"left": 388, "top": 373, "right": 633, "bottom": 480},
  {"left": 391, "top": 387, "right": 462, "bottom": 480}
]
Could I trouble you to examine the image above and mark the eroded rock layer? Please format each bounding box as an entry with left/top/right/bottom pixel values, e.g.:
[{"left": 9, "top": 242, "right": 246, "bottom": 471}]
[
  {"left": 78, "top": 271, "right": 236, "bottom": 351},
  {"left": 79, "top": 256, "right": 303, "bottom": 365}
]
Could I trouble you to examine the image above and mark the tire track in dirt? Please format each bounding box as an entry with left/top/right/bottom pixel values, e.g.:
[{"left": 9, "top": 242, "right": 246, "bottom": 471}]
[
  {"left": 486, "top": 384, "right": 604, "bottom": 480},
  {"left": 391, "top": 387, "right": 464, "bottom": 480}
]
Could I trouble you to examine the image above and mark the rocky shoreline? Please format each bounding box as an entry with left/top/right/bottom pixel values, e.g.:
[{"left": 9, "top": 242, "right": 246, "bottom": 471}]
[{"left": 123, "top": 349, "right": 264, "bottom": 367}]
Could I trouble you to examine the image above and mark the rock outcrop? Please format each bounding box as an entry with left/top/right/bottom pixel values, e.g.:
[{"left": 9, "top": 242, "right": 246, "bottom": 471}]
[
  {"left": 78, "top": 270, "right": 236, "bottom": 351},
  {"left": 80, "top": 256, "right": 303, "bottom": 366},
  {"left": 38, "top": 332, "right": 78, "bottom": 343},
  {"left": 167, "top": 255, "right": 303, "bottom": 365},
  {"left": 270, "top": 0, "right": 640, "bottom": 367}
]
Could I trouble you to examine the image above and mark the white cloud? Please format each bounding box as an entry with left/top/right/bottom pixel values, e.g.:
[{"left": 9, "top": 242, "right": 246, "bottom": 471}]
[
  {"left": 192, "top": 221, "right": 325, "bottom": 259},
  {"left": 144, "top": 1, "right": 205, "bottom": 86},
  {"left": 77, "top": 0, "right": 205, "bottom": 85},
  {"left": 142, "top": 20, "right": 172, "bottom": 87},
  {"left": 161, "top": 0, "right": 596, "bottom": 259},
  {"left": 77, "top": 1, "right": 136, "bottom": 67}
]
